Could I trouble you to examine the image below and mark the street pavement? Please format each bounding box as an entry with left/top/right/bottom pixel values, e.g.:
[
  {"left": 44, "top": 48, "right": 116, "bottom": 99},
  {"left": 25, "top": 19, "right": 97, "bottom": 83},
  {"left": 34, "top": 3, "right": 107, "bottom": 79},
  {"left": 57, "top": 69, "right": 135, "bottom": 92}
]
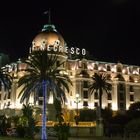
[
  {"left": 48, "top": 136, "right": 93, "bottom": 140},
  {"left": 48, "top": 136, "right": 140, "bottom": 140}
]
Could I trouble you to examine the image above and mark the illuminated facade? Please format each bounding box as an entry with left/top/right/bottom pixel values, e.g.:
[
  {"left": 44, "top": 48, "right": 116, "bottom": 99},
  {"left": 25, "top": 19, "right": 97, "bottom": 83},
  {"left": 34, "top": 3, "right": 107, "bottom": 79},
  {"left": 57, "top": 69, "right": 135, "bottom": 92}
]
[{"left": 0, "top": 24, "right": 140, "bottom": 119}]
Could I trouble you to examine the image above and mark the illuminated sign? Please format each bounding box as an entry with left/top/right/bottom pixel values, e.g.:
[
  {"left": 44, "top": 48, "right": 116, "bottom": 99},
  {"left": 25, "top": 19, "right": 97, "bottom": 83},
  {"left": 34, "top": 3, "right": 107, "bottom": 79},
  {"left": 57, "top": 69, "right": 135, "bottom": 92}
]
[{"left": 32, "top": 39, "right": 86, "bottom": 55}]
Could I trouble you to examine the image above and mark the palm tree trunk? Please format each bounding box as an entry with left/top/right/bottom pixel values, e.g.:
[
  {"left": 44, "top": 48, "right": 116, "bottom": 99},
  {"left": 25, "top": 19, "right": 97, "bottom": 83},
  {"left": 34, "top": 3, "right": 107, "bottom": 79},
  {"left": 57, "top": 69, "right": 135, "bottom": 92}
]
[
  {"left": 99, "top": 88, "right": 102, "bottom": 109},
  {"left": 41, "top": 80, "right": 47, "bottom": 140},
  {"left": 99, "top": 88, "right": 103, "bottom": 118}
]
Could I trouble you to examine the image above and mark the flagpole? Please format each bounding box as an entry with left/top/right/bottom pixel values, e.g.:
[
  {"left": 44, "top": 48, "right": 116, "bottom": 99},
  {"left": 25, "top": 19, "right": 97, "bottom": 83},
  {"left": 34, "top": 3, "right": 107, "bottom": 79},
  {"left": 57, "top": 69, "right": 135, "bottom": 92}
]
[{"left": 44, "top": 8, "right": 51, "bottom": 24}]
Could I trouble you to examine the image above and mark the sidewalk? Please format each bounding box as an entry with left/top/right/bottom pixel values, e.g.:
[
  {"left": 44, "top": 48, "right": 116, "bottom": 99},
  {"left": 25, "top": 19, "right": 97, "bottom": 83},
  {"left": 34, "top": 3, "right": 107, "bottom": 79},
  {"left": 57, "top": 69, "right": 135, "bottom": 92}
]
[
  {"left": 48, "top": 136, "right": 140, "bottom": 140},
  {"left": 48, "top": 136, "right": 97, "bottom": 140},
  {"left": 48, "top": 136, "right": 93, "bottom": 140}
]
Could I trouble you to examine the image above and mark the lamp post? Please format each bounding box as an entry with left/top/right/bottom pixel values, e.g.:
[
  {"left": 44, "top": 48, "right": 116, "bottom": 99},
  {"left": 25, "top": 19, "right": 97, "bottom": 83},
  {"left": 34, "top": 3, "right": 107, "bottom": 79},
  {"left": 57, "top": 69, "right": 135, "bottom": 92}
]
[
  {"left": 74, "top": 94, "right": 81, "bottom": 125},
  {"left": 75, "top": 94, "right": 80, "bottom": 115},
  {"left": 74, "top": 94, "right": 81, "bottom": 136}
]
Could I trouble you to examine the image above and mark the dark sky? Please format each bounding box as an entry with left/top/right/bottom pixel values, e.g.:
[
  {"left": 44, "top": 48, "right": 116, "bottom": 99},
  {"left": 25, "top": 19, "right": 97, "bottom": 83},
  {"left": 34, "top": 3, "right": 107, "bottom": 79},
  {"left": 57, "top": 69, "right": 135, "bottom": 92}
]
[{"left": 0, "top": 0, "right": 139, "bottom": 66}]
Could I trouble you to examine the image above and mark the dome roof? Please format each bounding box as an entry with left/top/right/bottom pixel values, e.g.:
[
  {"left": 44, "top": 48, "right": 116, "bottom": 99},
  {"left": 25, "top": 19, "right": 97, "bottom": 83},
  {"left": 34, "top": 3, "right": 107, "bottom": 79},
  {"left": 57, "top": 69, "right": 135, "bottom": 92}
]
[{"left": 32, "top": 24, "right": 65, "bottom": 52}]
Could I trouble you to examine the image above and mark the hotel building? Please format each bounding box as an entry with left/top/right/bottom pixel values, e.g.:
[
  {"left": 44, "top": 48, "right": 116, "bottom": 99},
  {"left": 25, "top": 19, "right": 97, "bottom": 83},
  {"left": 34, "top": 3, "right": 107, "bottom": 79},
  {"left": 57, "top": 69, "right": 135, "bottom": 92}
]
[{"left": 0, "top": 23, "right": 140, "bottom": 120}]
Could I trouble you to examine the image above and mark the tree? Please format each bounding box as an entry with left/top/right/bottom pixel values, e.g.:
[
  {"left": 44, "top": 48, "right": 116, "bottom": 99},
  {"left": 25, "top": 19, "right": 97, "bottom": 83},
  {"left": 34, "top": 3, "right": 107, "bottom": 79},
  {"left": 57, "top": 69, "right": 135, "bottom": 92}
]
[
  {"left": 129, "top": 101, "right": 140, "bottom": 111},
  {"left": 125, "top": 118, "right": 140, "bottom": 136},
  {"left": 21, "top": 104, "right": 37, "bottom": 138},
  {"left": 54, "top": 97, "right": 64, "bottom": 124},
  {"left": 0, "top": 67, "right": 12, "bottom": 90},
  {"left": 18, "top": 50, "right": 72, "bottom": 140},
  {"left": 127, "top": 101, "right": 140, "bottom": 120},
  {"left": 0, "top": 115, "right": 11, "bottom": 136},
  {"left": 89, "top": 73, "right": 111, "bottom": 117}
]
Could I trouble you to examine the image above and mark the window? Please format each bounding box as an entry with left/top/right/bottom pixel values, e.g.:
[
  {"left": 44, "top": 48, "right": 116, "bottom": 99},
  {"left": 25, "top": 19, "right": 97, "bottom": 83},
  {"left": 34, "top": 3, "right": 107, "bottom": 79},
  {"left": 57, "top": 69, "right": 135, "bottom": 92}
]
[
  {"left": 39, "top": 89, "right": 43, "bottom": 97},
  {"left": 129, "top": 76, "right": 134, "bottom": 82},
  {"left": 106, "top": 74, "right": 111, "bottom": 80},
  {"left": 7, "top": 101, "right": 10, "bottom": 108},
  {"left": 130, "top": 95, "right": 134, "bottom": 101},
  {"left": 119, "top": 92, "right": 124, "bottom": 101},
  {"left": 120, "top": 103, "right": 124, "bottom": 109},
  {"left": 8, "top": 91, "right": 11, "bottom": 99},
  {"left": 129, "top": 86, "right": 134, "bottom": 92},
  {"left": 83, "top": 101, "right": 88, "bottom": 107},
  {"left": 83, "top": 81, "right": 88, "bottom": 88},
  {"left": 39, "top": 100, "right": 43, "bottom": 105},
  {"left": 94, "top": 64, "right": 98, "bottom": 70},
  {"left": 107, "top": 93, "right": 112, "bottom": 100},
  {"left": 94, "top": 92, "right": 98, "bottom": 99},
  {"left": 119, "top": 84, "right": 124, "bottom": 91},
  {"left": 83, "top": 91, "right": 88, "bottom": 99},
  {"left": 108, "top": 103, "right": 112, "bottom": 108},
  {"left": 107, "top": 65, "right": 111, "bottom": 71},
  {"left": 117, "top": 67, "right": 122, "bottom": 72},
  {"left": 94, "top": 102, "right": 98, "bottom": 107}
]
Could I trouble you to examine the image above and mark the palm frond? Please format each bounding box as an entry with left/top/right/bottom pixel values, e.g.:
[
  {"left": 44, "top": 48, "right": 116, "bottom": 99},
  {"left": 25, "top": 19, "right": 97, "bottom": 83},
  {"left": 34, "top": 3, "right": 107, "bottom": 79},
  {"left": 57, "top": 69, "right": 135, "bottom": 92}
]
[
  {"left": 0, "top": 68, "right": 12, "bottom": 90},
  {"left": 18, "top": 50, "right": 72, "bottom": 105}
]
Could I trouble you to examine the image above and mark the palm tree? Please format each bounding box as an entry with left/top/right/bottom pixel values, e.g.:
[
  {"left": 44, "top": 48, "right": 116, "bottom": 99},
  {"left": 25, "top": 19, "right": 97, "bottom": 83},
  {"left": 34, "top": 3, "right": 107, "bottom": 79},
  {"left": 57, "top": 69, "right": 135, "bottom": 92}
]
[
  {"left": 0, "top": 67, "right": 12, "bottom": 91},
  {"left": 89, "top": 73, "right": 111, "bottom": 118},
  {"left": 18, "top": 50, "right": 72, "bottom": 140}
]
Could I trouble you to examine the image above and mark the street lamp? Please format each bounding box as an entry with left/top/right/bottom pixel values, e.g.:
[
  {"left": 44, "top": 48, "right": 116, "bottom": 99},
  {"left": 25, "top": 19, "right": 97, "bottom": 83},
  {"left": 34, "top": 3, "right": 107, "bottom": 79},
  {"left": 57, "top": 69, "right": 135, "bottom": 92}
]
[
  {"left": 74, "top": 93, "right": 81, "bottom": 136},
  {"left": 74, "top": 94, "right": 80, "bottom": 115}
]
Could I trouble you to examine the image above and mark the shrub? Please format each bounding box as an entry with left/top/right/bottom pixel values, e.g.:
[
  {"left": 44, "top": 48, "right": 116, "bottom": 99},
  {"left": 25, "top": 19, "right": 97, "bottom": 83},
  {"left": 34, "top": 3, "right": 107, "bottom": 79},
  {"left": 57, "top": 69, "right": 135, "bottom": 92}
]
[{"left": 54, "top": 123, "right": 70, "bottom": 140}]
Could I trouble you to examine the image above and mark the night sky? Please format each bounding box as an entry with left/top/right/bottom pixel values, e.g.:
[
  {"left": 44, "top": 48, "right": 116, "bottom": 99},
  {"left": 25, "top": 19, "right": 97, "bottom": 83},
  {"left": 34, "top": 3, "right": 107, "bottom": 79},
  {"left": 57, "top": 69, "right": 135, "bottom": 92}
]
[{"left": 0, "top": 0, "right": 139, "bottom": 66}]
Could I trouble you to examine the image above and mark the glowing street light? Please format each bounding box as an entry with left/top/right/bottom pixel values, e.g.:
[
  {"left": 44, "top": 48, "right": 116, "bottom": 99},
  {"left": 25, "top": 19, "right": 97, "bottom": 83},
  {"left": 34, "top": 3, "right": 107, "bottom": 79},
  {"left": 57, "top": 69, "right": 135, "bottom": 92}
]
[
  {"left": 74, "top": 94, "right": 80, "bottom": 115},
  {"left": 74, "top": 93, "right": 81, "bottom": 132}
]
